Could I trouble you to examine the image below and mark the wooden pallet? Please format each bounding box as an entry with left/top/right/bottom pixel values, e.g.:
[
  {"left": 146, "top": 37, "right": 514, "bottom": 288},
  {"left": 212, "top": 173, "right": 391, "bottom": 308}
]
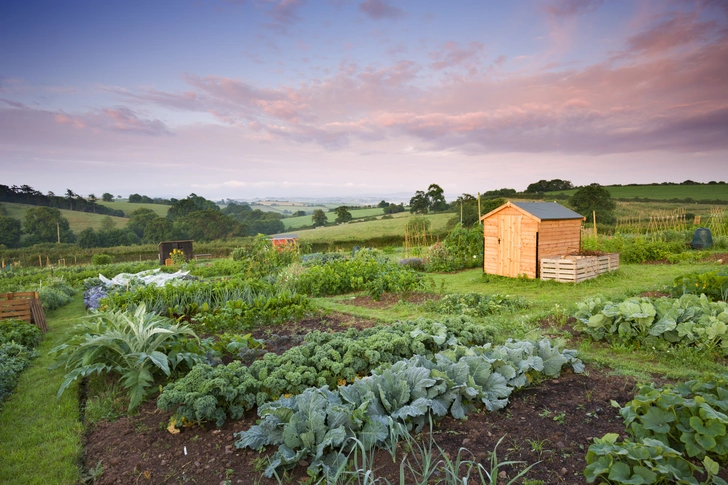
[
  {"left": 540, "top": 254, "right": 619, "bottom": 283},
  {"left": 0, "top": 292, "right": 48, "bottom": 333}
]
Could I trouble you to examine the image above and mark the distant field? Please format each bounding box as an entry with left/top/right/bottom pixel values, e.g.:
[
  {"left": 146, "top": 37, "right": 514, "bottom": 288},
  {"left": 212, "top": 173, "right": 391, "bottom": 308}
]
[
  {"left": 292, "top": 212, "right": 454, "bottom": 243},
  {"left": 548, "top": 184, "right": 728, "bottom": 201},
  {"left": 2, "top": 202, "right": 129, "bottom": 232},
  {"left": 249, "top": 202, "right": 341, "bottom": 215},
  {"left": 283, "top": 207, "right": 385, "bottom": 230},
  {"left": 97, "top": 200, "right": 170, "bottom": 217}
]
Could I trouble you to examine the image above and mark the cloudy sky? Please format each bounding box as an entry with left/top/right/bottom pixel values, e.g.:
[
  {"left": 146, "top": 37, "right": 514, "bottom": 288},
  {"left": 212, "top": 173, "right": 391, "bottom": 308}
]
[{"left": 1, "top": 0, "right": 726, "bottom": 200}]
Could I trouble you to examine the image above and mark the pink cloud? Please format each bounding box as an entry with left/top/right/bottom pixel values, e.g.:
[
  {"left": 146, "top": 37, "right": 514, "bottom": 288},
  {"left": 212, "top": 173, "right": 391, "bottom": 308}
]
[
  {"left": 624, "top": 13, "right": 717, "bottom": 56},
  {"left": 359, "top": 0, "right": 404, "bottom": 20},
  {"left": 55, "top": 113, "right": 86, "bottom": 129}
]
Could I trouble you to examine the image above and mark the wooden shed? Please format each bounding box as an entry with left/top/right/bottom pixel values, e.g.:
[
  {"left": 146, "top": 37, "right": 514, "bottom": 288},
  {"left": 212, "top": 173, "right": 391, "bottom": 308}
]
[
  {"left": 480, "top": 202, "right": 585, "bottom": 279},
  {"left": 158, "top": 240, "right": 193, "bottom": 265}
]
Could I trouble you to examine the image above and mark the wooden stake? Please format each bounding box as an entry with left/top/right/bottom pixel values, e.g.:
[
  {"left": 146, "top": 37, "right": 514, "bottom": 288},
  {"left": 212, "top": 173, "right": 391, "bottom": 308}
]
[
  {"left": 477, "top": 192, "right": 481, "bottom": 223},
  {"left": 39, "top": 254, "right": 42, "bottom": 267},
  {"left": 593, "top": 211, "right": 597, "bottom": 237}
]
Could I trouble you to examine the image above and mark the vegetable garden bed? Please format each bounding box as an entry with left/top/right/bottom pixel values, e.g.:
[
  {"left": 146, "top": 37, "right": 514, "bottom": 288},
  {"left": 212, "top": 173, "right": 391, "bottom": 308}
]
[{"left": 540, "top": 253, "right": 619, "bottom": 283}]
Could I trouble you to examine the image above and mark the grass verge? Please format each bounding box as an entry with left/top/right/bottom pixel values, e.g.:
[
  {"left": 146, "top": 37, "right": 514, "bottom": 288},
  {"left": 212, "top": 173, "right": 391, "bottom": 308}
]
[{"left": 0, "top": 295, "right": 85, "bottom": 485}]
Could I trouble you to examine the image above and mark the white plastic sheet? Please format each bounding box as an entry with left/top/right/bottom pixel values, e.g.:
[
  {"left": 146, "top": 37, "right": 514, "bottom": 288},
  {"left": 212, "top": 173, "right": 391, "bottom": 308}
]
[{"left": 98, "top": 269, "right": 190, "bottom": 288}]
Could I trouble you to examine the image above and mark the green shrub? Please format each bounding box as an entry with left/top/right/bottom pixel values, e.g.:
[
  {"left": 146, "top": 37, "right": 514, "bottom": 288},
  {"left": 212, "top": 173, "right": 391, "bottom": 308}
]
[
  {"left": 294, "top": 249, "right": 427, "bottom": 299},
  {"left": 425, "top": 223, "right": 483, "bottom": 272},
  {"left": 672, "top": 270, "right": 728, "bottom": 301},
  {"left": 0, "top": 319, "right": 42, "bottom": 348},
  {"left": 424, "top": 293, "right": 530, "bottom": 317},
  {"left": 230, "top": 234, "right": 299, "bottom": 278},
  {"left": 91, "top": 254, "right": 113, "bottom": 265},
  {"left": 0, "top": 342, "right": 38, "bottom": 405}
]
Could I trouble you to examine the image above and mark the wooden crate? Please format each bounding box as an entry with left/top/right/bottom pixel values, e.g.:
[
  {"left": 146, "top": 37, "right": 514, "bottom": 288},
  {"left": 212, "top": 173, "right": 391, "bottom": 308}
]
[
  {"left": 0, "top": 292, "right": 48, "bottom": 332},
  {"left": 540, "top": 253, "right": 619, "bottom": 283}
]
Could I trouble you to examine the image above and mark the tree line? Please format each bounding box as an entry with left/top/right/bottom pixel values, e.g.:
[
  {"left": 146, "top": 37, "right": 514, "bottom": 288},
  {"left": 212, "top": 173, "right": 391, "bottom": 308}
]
[
  {"left": 0, "top": 193, "right": 289, "bottom": 249},
  {"left": 0, "top": 184, "right": 124, "bottom": 217}
]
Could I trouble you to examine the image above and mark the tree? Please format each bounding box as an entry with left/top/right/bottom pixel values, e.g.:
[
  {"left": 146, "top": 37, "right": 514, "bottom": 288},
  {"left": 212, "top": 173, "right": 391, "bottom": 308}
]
[
  {"left": 126, "top": 208, "right": 159, "bottom": 238},
  {"left": 22, "top": 206, "right": 72, "bottom": 243},
  {"left": 65, "top": 189, "right": 76, "bottom": 210},
  {"left": 377, "top": 200, "right": 390, "bottom": 208},
  {"left": 167, "top": 194, "right": 219, "bottom": 221},
  {"left": 454, "top": 194, "right": 479, "bottom": 227},
  {"left": 427, "top": 184, "right": 448, "bottom": 212},
  {"left": 78, "top": 227, "right": 100, "bottom": 248},
  {"left": 142, "top": 217, "right": 175, "bottom": 243},
  {"left": 88, "top": 194, "right": 98, "bottom": 213},
  {"left": 311, "top": 209, "right": 327, "bottom": 227},
  {"left": 128, "top": 193, "right": 143, "bottom": 203},
  {"left": 409, "top": 191, "right": 429, "bottom": 214},
  {"left": 334, "top": 206, "right": 352, "bottom": 224},
  {"left": 100, "top": 216, "right": 116, "bottom": 232},
  {"left": 177, "top": 210, "right": 241, "bottom": 241},
  {"left": 102, "top": 193, "right": 114, "bottom": 202},
  {"left": 291, "top": 210, "right": 307, "bottom": 217},
  {"left": 383, "top": 203, "right": 405, "bottom": 214},
  {"left": 525, "top": 179, "right": 574, "bottom": 193},
  {"left": 569, "top": 184, "right": 616, "bottom": 224},
  {"left": 0, "top": 216, "right": 22, "bottom": 247}
]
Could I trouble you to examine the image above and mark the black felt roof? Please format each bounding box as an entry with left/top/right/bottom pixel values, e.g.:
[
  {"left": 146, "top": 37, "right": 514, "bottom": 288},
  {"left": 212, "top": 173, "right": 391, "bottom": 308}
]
[{"left": 512, "top": 202, "right": 584, "bottom": 220}]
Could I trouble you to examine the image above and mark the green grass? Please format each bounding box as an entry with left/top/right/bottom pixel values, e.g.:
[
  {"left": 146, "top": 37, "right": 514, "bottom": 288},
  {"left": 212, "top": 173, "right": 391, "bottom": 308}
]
[
  {"left": 283, "top": 207, "right": 386, "bottom": 230},
  {"left": 3, "top": 202, "right": 129, "bottom": 232},
  {"left": 0, "top": 296, "right": 85, "bottom": 485},
  {"left": 293, "top": 212, "right": 454, "bottom": 243},
  {"left": 547, "top": 184, "right": 728, "bottom": 201},
  {"left": 319, "top": 261, "right": 726, "bottom": 381},
  {"left": 97, "top": 200, "right": 170, "bottom": 217}
]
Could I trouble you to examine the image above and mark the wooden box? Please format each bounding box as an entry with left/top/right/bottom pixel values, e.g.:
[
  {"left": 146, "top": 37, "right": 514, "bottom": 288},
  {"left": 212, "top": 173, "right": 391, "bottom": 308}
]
[{"left": 540, "top": 253, "right": 619, "bottom": 283}]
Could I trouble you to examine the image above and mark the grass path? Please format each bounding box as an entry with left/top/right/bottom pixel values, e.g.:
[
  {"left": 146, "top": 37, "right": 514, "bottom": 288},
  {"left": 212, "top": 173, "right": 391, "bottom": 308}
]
[{"left": 0, "top": 296, "right": 85, "bottom": 485}]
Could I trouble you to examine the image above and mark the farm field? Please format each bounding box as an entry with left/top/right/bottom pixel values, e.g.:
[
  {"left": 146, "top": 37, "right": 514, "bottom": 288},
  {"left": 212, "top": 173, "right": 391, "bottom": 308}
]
[
  {"left": 292, "top": 211, "right": 453, "bottom": 243},
  {"left": 548, "top": 183, "right": 728, "bottom": 201},
  {"left": 1, "top": 202, "right": 129, "bottom": 232},
  {"left": 247, "top": 201, "right": 339, "bottom": 215},
  {"left": 282, "top": 207, "right": 386, "bottom": 230},
  {"left": 97, "top": 200, "right": 170, "bottom": 217},
  {"left": 1, "top": 238, "right": 727, "bottom": 484}
]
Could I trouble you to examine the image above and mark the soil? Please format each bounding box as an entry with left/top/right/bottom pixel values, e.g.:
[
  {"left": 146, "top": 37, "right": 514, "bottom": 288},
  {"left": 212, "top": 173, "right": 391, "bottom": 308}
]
[
  {"left": 82, "top": 368, "right": 637, "bottom": 485},
  {"left": 340, "top": 292, "right": 440, "bottom": 310},
  {"left": 704, "top": 253, "right": 728, "bottom": 264}
]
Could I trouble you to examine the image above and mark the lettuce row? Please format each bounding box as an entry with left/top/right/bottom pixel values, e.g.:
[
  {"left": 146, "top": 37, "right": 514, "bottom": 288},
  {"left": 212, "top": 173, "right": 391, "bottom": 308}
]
[
  {"left": 235, "top": 338, "right": 584, "bottom": 479},
  {"left": 157, "top": 318, "right": 494, "bottom": 426},
  {"left": 574, "top": 294, "right": 728, "bottom": 355}
]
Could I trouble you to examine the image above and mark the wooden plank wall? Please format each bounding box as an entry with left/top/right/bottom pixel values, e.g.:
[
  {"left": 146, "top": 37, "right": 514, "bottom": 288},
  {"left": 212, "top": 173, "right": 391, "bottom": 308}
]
[
  {"left": 483, "top": 207, "right": 538, "bottom": 278},
  {"left": 538, "top": 219, "right": 582, "bottom": 259}
]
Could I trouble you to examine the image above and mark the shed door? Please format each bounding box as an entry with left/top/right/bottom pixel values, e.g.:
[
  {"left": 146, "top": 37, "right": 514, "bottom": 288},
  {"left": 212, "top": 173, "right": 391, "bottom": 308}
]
[{"left": 498, "top": 215, "right": 522, "bottom": 277}]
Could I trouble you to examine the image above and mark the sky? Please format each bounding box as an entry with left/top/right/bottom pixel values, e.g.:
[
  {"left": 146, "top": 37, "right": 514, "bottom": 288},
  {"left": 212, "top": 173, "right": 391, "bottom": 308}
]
[{"left": 1, "top": 0, "right": 727, "bottom": 201}]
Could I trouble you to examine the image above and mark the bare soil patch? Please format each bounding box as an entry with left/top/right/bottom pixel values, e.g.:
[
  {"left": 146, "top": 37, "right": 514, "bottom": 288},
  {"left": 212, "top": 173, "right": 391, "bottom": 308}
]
[{"left": 341, "top": 292, "right": 440, "bottom": 310}]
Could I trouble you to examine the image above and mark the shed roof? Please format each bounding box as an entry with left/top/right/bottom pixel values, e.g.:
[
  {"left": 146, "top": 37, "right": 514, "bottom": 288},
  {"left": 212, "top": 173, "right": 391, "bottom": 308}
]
[
  {"left": 480, "top": 201, "right": 584, "bottom": 222},
  {"left": 157, "top": 240, "right": 193, "bottom": 248},
  {"left": 512, "top": 202, "right": 584, "bottom": 220}
]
